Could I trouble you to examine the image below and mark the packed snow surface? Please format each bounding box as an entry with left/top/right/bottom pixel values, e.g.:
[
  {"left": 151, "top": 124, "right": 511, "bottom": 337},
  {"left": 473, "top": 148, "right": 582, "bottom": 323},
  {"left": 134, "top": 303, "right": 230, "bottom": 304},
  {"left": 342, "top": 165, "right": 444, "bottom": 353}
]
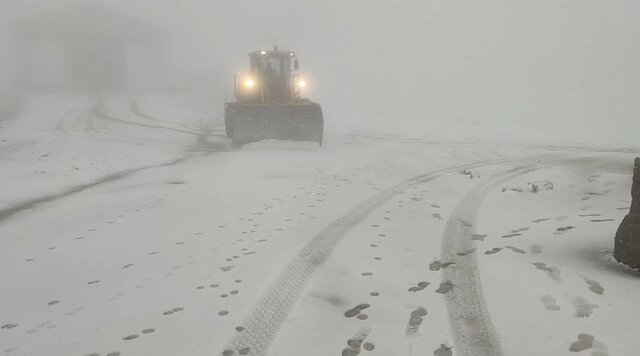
[{"left": 1, "top": 95, "right": 639, "bottom": 356}]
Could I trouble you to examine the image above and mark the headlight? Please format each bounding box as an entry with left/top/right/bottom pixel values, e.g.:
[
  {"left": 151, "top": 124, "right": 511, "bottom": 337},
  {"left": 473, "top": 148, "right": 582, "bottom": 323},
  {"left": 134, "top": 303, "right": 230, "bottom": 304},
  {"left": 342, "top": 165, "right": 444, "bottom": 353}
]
[
  {"left": 243, "top": 78, "right": 256, "bottom": 89},
  {"left": 298, "top": 79, "right": 307, "bottom": 89}
]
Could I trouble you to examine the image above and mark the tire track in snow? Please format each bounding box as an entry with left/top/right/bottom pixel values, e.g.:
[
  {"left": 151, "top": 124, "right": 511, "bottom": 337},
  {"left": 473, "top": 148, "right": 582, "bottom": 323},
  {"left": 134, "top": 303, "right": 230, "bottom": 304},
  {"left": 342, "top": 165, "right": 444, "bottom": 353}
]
[
  {"left": 129, "top": 97, "right": 203, "bottom": 132},
  {"left": 0, "top": 99, "right": 227, "bottom": 223},
  {"left": 441, "top": 165, "right": 540, "bottom": 356},
  {"left": 0, "top": 158, "right": 188, "bottom": 223},
  {"left": 221, "top": 159, "right": 508, "bottom": 356},
  {"left": 441, "top": 156, "right": 597, "bottom": 356},
  {"left": 93, "top": 97, "right": 200, "bottom": 136}
]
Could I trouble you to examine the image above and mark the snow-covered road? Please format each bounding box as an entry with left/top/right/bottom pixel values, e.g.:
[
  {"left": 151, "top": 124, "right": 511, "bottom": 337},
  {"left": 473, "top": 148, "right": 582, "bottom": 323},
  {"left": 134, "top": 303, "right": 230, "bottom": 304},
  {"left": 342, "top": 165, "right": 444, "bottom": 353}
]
[{"left": 1, "top": 96, "right": 639, "bottom": 356}]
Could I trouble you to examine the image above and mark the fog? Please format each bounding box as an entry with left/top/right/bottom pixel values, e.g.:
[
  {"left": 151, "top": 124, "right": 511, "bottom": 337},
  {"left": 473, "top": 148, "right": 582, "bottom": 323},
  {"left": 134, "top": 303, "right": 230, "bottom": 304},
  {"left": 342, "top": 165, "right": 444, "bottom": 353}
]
[
  {"left": 2, "top": 2, "right": 640, "bottom": 356},
  {"left": 1, "top": 0, "right": 639, "bottom": 143}
]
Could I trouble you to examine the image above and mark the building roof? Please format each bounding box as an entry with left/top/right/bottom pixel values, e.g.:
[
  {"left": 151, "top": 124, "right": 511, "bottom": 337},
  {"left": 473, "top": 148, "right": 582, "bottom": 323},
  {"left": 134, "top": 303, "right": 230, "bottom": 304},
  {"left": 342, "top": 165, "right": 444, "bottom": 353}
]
[{"left": 12, "top": 2, "right": 166, "bottom": 41}]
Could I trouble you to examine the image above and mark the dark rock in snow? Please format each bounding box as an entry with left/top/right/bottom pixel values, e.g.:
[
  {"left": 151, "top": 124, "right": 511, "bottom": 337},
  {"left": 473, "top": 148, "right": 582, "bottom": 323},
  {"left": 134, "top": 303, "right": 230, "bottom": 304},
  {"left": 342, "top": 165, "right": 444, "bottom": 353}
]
[{"left": 614, "top": 158, "right": 640, "bottom": 270}]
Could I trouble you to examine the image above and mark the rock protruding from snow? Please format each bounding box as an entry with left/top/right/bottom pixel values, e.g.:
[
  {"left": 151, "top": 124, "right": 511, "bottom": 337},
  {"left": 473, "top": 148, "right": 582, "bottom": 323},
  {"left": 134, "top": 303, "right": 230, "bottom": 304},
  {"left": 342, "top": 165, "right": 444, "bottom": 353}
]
[
  {"left": 633, "top": 157, "right": 640, "bottom": 215},
  {"left": 614, "top": 157, "right": 640, "bottom": 270}
]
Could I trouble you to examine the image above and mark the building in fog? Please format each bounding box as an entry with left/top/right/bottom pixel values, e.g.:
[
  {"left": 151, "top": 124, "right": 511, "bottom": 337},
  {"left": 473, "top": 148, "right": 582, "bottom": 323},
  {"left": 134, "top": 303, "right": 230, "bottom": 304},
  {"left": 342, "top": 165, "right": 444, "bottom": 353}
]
[{"left": 11, "top": 2, "right": 166, "bottom": 93}]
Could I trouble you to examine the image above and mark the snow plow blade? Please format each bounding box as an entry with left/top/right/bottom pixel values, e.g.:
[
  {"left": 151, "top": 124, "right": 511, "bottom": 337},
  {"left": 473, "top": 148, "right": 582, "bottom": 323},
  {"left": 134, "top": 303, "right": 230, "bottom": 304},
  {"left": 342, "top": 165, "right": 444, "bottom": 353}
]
[{"left": 225, "top": 102, "right": 324, "bottom": 147}]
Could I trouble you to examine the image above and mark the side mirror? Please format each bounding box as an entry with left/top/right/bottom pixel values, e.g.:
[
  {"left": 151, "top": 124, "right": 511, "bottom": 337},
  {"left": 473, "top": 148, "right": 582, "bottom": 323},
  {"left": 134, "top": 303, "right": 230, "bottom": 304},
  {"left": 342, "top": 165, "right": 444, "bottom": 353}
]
[{"left": 294, "top": 60, "right": 299, "bottom": 71}]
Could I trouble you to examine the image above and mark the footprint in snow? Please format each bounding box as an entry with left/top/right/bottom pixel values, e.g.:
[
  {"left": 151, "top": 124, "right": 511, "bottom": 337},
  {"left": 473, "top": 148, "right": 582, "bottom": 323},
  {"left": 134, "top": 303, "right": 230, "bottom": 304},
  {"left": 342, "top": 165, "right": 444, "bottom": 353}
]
[
  {"left": 408, "top": 281, "right": 430, "bottom": 292},
  {"left": 429, "top": 260, "right": 455, "bottom": 271},
  {"left": 471, "top": 234, "right": 487, "bottom": 241},
  {"left": 343, "top": 327, "right": 371, "bottom": 355},
  {"left": 405, "top": 307, "right": 427, "bottom": 335},
  {"left": 1, "top": 323, "right": 18, "bottom": 329},
  {"left": 344, "top": 304, "right": 370, "bottom": 318},
  {"left": 142, "top": 328, "right": 155, "bottom": 334},
  {"left": 532, "top": 218, "right": 550, "bottom": 223},
  {"left": 435, "top": 281, "right": 454, "bottom": 294},
  {"left": 485, "top": 247, "right": 503, "bottom": 255},
  {"left": 501, "top": 233, "right": 522, "bottom": 238},
  {"left": 541, "top": 295, "right": 561, "bottom": 311},
  {"left": 362, "top": 342, "right": 375, "bottom": 351},
  {"left": 456, "top": 248, "right": 476, "bottom": 256},
  {"left": 434, "top": 344, "right": 453, "bottom": 356},
  {"left": 583, "top": 278, "right": 605, "bottom": 295},
  {"left": 341, "top": 346, "right": 359, "bottom": 356},
  {"left": 573, "top": 297, "right": 598, "bottom": 317},
  {"left": 530, "top": 245, "right": 543, "bottom": 255},
  {"left": 532, "top": 262, "right": 562, "bottom": 281},
  {"left": 505, "top": 246, "right": 526, "bottom": 254},
  {"left": 122, "top": 334, "right": 138, "bottom": 341},
  {"left": 162, "top": 307, "right": 184, "bottom": 316},
  {"left": 556, "top": 226, "right": 576, "bottom": 233},
  {"left": 569, "top": 333, "right": 594, "bottom": 352}
]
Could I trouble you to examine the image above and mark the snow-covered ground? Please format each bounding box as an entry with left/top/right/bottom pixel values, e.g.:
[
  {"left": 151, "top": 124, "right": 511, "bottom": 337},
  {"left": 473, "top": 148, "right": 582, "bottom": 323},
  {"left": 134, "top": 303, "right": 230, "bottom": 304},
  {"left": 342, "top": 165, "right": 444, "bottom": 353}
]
[{"left": 1, "top": 95, "right": 639, "bottom": 356}]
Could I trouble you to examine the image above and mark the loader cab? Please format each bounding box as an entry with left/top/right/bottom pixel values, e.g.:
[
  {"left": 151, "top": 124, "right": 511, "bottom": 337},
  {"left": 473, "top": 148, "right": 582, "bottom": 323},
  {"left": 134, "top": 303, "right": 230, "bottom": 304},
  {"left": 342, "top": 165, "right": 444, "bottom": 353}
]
[
  {"left": 235, "top": 48, "right": 304, "bottom": 104},
  {"left": 225, "top": 47, "right": 324, "bottom": 147}
]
